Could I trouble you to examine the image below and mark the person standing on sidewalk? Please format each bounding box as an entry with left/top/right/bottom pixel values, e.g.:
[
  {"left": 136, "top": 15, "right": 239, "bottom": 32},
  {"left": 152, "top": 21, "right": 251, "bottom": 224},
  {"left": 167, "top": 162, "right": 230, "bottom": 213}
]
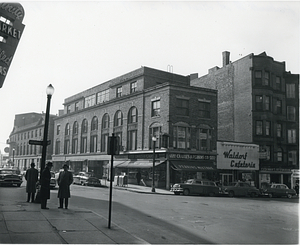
[
  {"left": 25, "top": 162, "right": 39, "bottom": 202},
  {"left": 57, "top": 164, "right": 73, "bottom": 209},
  {"left": 40, "top": 162, "right": 53, "bottom": 209}
]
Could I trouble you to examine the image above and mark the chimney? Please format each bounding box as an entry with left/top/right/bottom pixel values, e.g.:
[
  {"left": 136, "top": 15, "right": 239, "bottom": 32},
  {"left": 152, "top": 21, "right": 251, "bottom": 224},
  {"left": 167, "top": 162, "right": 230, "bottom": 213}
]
[{"left": 222, "top": 51, "right": 230, "bottom": 67}]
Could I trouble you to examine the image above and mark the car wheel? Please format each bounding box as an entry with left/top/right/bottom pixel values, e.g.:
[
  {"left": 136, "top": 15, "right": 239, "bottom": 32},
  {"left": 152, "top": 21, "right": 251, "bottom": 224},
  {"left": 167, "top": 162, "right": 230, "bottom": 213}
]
[
  {"left": 268, "top": 193, "right": 273, "bottom": 198},
  {"left": 287, "top": 194, "right": 292, "bottom": 199},
  {"left": 17, "top": 184, "right": 21, "bottom": 187},
  {"left": 174, "top": 192, "right": 180, "bottom": 195},
  {"left": 250, "top": 192, "right": 256, "bottom": 198},
  {"left": 208, "top": 192, "right": 215, "bottom": 197},
  {"left": 183, "top": 189, "right": 190, "bottom": 196},
  {"left": 229, "top": 191, "right": 234, "bottom": 197}
]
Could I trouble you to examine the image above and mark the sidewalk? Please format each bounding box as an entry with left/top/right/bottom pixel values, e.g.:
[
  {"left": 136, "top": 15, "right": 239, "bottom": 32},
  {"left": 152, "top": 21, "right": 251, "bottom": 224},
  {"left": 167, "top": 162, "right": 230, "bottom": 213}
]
[
  {"left": 0, "top": 187, "right": 150, "bottom": 244},
  {"left": 111, "top": 182, "right": 173, "bottom": 195}
]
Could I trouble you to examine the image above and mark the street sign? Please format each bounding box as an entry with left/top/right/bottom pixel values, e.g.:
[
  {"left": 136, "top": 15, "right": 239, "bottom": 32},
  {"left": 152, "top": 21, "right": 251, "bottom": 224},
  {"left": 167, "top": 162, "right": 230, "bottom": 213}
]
[{"left": 29, "top": 140, "right": 51, "bottom": 146}]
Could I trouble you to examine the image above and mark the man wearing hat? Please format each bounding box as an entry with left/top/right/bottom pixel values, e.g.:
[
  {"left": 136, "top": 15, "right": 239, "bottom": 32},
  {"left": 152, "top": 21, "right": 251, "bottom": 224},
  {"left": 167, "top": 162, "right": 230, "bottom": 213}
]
[
  {"left": 40, "top": 162, "right": 53, "bottom": 209},
  {"left": 25, "top": 162, "right": 39, "bottom": 202},
  {"left": 57, "top": 164, "right": 73, "bottom": 209}
]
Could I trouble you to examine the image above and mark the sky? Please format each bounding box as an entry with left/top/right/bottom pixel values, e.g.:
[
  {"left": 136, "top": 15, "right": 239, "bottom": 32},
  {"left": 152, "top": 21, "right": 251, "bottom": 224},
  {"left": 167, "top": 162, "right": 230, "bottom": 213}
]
[{"left": 0, "top": 0, "right": 299, "bottom": 154}]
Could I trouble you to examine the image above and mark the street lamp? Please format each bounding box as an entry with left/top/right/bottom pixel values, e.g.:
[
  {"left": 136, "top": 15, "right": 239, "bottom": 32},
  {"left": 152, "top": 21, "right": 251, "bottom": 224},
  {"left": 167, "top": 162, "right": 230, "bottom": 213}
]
[
  {"left": 12, "top": 148, "right": 15, "bottom": 166},
  {"left": 40, "top": 84, "right": 54, "bottom": 175},
  {"left": 152, "top": 136, "right": 157, "bottom": 193}
]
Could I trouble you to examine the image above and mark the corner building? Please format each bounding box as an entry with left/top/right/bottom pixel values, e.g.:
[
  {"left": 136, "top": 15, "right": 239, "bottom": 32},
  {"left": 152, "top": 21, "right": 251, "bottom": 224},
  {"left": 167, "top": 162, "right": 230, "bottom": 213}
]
[
  {"left": 191, "top": 51, "right": 299, "bottom": 188},
  {"left": 52, "top": 67, "right": 218, "bottom": 189}
]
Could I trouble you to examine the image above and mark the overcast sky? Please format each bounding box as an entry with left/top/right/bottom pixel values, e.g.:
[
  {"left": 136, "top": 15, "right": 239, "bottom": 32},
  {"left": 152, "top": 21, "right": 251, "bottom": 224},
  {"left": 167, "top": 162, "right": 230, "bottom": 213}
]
[{"left": 0, "top": 1, "right": 299, "bottom": 154}]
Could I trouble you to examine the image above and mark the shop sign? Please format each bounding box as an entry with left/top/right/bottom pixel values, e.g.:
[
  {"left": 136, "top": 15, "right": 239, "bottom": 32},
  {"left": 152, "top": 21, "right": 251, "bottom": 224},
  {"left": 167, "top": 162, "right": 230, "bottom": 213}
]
[
  {"left": 0, "top": 3, "right": 25, "bottom": 88},
  {"left": 169, "top": 153, "right": 216, "bottom": 161},
  {"left": 217, "top": 141, "right": 259, "bottom": 170}
]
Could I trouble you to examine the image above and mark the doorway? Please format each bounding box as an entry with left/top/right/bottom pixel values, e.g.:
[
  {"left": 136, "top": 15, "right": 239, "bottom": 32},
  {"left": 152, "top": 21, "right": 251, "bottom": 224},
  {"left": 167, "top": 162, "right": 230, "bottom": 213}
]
[{"left": 221, "top": 173, "right": 233, "bottom": 186}]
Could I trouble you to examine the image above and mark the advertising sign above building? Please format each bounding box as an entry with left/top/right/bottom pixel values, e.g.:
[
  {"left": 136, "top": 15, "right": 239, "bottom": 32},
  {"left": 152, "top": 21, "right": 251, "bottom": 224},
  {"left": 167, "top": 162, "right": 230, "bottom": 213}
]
[
  {"left": 0, "top": 3, "right": 25, "bottom": 88},
  {"left": 217, "top": 141, "right": 259, "bottom": 171}
]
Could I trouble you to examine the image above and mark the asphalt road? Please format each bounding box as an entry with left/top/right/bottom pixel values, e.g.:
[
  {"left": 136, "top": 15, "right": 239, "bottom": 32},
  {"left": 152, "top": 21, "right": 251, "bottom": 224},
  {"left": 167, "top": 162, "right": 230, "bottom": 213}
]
[{"left": 61, "top": 183, "right": 298, "bottom": 244}]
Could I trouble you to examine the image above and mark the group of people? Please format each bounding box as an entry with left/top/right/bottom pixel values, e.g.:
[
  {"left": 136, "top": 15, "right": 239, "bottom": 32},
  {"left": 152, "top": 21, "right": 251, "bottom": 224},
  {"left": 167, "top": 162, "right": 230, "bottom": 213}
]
[{"left": 25, "top": 161, "right": 73, "bottom": 209}]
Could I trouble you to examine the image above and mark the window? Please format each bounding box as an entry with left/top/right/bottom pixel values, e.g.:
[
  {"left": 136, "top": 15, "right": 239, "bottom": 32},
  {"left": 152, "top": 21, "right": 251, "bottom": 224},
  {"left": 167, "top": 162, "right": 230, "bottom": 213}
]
[
  {"left": 117, "top": 87, "right": 122, "bottom": 98},
  {"left": 199, "top": 101, "right": 210, "bottom": 118},
  {"left": 276, "top": 100, "right": 282, "bottom": 114},
  {"left": 65, "top": 123, "right": 70, "bottom": 136},
  {"left": 55, "top": 139, "right": 60, "bottom": 154},
  {"left": 130, "top": 81, "right": 137, "bottom": 93},
  {"left": 151, "top": 98, "right": 160, "bottom": 117},
  {"left": 57, "top": 125, "right": 60, "bottom": 135},
  {"left": 173, "top": 125, "right": 190, "bottom": 149},
  {"left": 84, "top": 94, "right": 96, "bottom": 108},
  {"left": 72, "top": 138, "right": 78, "bottom": 154},
  {"left": 101, "top": 134, "right": 108, "bottom": 152},
  {"left": 91, "top": 117, "right": 98, "bottom": 131},
  {"left": 255, "top": 96, "right": 263, "bottom": 110},
  {"left": 75, "top": 102, "right": 79, "bottom": 112},
  {"left": 275, "top": 76, "right": 281, "bottom": 90},
  {"left": 288, "top": 129, "right": 296, "bottom": 144},
  {"left": 73, "top": 121, "right": 78, "bottom": 135},
  {"left": 263, "top": 71, "right": 270, "bottom": 86},
  {"left": 196, "top": 127, "right": 212, "bottom": 151},
  {"left": 64, "top": 140, "right": 70, "bottom": 154},
  {"left": 276, "top": 123, "right": 282, "bottom": 138},
  {"left": 127, "top": 130, "right": 137, "bottom": 150},
  {"left": 97, "top": 89, "right": 109, "bottom": 103},
  {"left": 115, "top": 132, "right": 122, "bottom": 150},
  {"left": 265, "top": 121, "right": 271, "bottom": 136},
  {"left": 288, "top": 151, "right": 297, "bottom": 165},
  {"left": 67, "top": 105, "right": 71, "bottom": 114},
  {"left": 82, "top": 119, "right": 88, "bottom": 133},
  {"left": 128, "top": 107, "right": 137, "bottom": 123},
  {"left": 176, "top": 98, "right": 189, "bottom": 116},
  {"left": 149, "top": 126, "right": 162, "bottom": 149},
  {"left": 255, "top": 71, "right": 262, "bottom": 85},
  {"left": 80, "top": 137, "right": 87, "bottom": 153},
  {"left": 256, "top": 121, "right": 263, "bottom": 135},
  {"left": 277, "top": 148, "right": 282, "bottom": 162},
  {"left": 114, "top": 111, "right": 123, "bottom": 127},
  {"left": 286, "top": 84, "right": 295, "bottom": 98},
  {"left": 264, "top": 96, "right": 270, "bottom": 111},
  {"left": 90, "top": 135, "right": 97, "bottom": 153},
  {"left": 102, "top": 114, "right": 110, "bottom": 129},
  {"left": 287, "top": 106, "right": 296, "bottom": 121}
]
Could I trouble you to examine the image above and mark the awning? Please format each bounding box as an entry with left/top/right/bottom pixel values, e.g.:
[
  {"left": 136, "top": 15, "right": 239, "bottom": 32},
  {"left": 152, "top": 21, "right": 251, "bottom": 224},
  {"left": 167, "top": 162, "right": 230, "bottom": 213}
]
[
  {"left": 115, "top": 160, "right": 166, "bottom": 168},
  {"left": 171, "top": 161, "right": 216, "bottom": 171}
]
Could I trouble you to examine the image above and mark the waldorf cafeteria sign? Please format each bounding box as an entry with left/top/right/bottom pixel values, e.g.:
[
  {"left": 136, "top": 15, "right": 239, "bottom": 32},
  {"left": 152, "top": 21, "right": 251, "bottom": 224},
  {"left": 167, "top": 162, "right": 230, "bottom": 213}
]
[{"left": 217, "top": 142, "right": 259, "bottom": 171}]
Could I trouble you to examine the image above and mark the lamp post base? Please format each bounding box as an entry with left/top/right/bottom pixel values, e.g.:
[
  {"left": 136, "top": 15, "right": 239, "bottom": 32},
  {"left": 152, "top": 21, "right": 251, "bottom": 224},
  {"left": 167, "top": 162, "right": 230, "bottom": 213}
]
[{"left": 151, "top": 187, "right": 156, "bottom": 192}]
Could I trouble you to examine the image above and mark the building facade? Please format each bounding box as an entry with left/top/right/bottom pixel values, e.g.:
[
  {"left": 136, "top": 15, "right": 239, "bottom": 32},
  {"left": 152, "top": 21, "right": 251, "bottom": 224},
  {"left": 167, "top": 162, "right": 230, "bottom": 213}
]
[
  {"left": 7, "top": 112, "right": 56, "bottom": 171},
  {"left": 191, "top": 51, "right": 299, "bottom": 188},
  {"left": 52, "top": 66, "right": 218, "bottom": 189}
]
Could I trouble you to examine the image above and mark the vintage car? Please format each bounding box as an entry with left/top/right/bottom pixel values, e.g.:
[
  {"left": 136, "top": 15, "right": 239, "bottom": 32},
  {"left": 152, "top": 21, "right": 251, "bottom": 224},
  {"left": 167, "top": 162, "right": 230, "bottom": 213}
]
[
  {"left": 50, "top": 171, "right": 56, "bottom": 189},
  {"left": 73, "top": 172, "right": 101, "bottom": 186},
  {"left": 0, "top": 168, "right": 23, "bottom": 187},
  {"left": 260, "top": 183, "right": 296, "bottom": 198},
  {"left": 222, "top": 182, "right": 260, "bottom": 197},
  {"left": 171, "top": 179, "right": 221, "bottom": 196}
]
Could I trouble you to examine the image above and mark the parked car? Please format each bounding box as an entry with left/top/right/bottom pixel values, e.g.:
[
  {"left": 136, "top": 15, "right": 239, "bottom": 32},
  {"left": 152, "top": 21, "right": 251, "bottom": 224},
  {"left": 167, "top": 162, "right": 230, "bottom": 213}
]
[
  {"left": 260, "top": 183, "right": 296, "bottom": 198},
  {"left": 222, "top": 182, "right": 260, "bottom": 197},
  {"left": 0, "top": 168, "right": 23, "bottom": 187},
  {"left": 73, "top": 172, "right": 101, "bottom": 186},
  {"left": 50, "top": 171, "right": 56, "bottom": 189},
  {"left": 171, "top": 179, "right": 221, "bottom": 196}
]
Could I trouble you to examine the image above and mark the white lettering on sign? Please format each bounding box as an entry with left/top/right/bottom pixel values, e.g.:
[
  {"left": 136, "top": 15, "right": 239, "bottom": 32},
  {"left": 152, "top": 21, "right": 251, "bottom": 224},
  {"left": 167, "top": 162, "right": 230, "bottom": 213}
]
[
  {"left": 0, "top": 22, "right": 22, "bottom": 39},
  {"left": 0, "top": 65, "right": 7, "bottom": 76},
  {"left": 0, "top": 3, "right": 24, "bottom": 20},
  {"left": 0, "top": 49, "right": 13, "bottom": 65}
]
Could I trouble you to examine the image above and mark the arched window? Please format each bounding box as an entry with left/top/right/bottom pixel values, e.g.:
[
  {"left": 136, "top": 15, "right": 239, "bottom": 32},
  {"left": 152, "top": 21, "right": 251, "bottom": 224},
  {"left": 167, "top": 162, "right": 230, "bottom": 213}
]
[
  {"left": 72, "top": 121, "right": 78, "bottom": 154},
  {"left": 101, "top": 114, "right": 110, "bottom": 152},
  {"left": 73, "top": 121, "right": 78, "bottom": 135},
  {"left": 90, "top": 116, "right": 98, "bottom": 153},
  {"left": 114, "top": 110, "right": 123, "bottom": 127},
  {"left": 128, "top": 107, "right": 137, "bottom": 124},
  {"left": 65, "top": 123, "right": 70, "bottom": 136},
  {"left": 82, "top": 119, "right": 88, "bottom": 133},
  {"left": 81, "top": 119, "right": 88, "bottom": 153},
  {"left": 91, "top": 116, "right": 98, "bottom": 131},
  {"left": 102, "top": 114, "right": 110, "bottom": 129}
]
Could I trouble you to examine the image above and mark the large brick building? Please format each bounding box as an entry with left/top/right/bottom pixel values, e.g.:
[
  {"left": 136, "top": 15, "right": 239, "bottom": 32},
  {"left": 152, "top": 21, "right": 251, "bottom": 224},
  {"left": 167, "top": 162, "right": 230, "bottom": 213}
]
[
  {"left": 191, "top": 51, "right": 299, "bottom": 188},
  {"left": 7, "top": 113, "right": 56, "bottom": 171},
  {"left": 52, "top": 66, "right": 218, "bottom": 189}
]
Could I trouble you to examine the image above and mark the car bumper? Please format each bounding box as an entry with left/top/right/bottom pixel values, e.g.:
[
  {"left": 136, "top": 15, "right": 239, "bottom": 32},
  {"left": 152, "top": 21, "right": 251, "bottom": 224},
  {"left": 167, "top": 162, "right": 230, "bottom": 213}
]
[
  {"left": 170, "top": 187, "right": 183, "bottom": 193},
  {"left": 0, "top": 180, "right": 23, "bottom": 185}
]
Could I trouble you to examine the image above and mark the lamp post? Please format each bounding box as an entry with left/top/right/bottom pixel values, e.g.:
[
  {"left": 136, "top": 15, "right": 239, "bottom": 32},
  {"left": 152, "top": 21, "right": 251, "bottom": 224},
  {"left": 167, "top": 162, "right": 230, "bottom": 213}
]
[
  {"left": 152, "top": 136, "right": 157, "bottom": 192},
  {"left": 12, "top": 148, "right": 15, "bottom": 166},
  {"left": 40, "top": 84, "right": 54, "bottom": 175}
]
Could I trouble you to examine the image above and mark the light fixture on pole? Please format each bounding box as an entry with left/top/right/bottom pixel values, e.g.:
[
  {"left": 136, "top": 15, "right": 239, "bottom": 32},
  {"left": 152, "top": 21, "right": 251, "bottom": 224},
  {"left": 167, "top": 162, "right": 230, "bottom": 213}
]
[
  {"left": 152, "top": 136, "right": 157, "bottom": 193},
  {"left": 40, "top": 84, "right": 54, "bottom": 175},
  {"left": 12, "top": 148, "right": 15, "bottom": 166}
]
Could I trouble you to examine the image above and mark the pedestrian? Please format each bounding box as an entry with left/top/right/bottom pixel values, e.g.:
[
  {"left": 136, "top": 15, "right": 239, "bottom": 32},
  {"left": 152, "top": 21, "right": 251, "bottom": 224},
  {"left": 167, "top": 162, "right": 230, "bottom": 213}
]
[
  {"left": 25, "top": 162, "right": 39, "bottom": 202},
  {"left": 294, "top": 182, "right": 299, "bottom": 195},
  {"left": 40, "top": 162, "right": 53, "bottom": 209},
  {"left": 136, "top": 170, "right": 141, "bottom": 185},
  {"left": 57, "top": 164, "right": 73, "bottom": 209}
]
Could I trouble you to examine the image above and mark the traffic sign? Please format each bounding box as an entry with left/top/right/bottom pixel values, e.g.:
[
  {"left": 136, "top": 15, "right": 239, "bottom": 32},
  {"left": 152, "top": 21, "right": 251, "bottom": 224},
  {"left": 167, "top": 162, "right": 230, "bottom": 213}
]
[{"left": 29, "top": 140, "right": 51, "bottom": 146}]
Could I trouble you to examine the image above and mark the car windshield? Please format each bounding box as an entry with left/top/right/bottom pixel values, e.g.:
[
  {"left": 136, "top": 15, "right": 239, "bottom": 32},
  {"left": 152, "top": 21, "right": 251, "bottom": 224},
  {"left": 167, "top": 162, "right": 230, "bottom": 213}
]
[{"left": 0, "top": 170, "right": 17, "bottom": 174}]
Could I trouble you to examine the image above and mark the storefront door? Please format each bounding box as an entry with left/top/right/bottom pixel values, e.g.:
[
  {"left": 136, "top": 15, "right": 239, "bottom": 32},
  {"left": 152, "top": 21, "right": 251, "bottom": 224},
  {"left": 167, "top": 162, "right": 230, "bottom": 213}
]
[{"left": 221, "top": 173, "right": 233, "bottom": 186}]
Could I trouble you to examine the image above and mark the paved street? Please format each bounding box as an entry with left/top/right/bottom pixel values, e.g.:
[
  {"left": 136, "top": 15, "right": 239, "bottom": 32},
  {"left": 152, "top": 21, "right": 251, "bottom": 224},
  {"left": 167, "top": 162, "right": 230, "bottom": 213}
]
[{"left": 0, "top": 180, "right": 299, "bottom": 244}]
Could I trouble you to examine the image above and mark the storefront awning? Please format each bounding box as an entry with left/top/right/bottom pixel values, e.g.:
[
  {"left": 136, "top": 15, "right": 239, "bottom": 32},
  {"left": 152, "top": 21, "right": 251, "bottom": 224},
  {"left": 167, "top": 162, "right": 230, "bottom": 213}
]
[
  {"left": 115, "top": 160, "right": 166, "bottom": 168},
  {"left": 171, "top": 161, "right": 216, "bottom": 171}
]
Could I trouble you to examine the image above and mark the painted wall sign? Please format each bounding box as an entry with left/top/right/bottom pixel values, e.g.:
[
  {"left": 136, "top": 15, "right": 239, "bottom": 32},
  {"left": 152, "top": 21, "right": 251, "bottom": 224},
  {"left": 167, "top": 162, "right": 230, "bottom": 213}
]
[
  {"left": 0, "top": 2, "right": 25, "bottom": 88},
  {"left": 217, "top": 141, "right": 259, "bottom": 170},
  {"left": 169, "top": 153, "right": 216, "bottom": 161}
]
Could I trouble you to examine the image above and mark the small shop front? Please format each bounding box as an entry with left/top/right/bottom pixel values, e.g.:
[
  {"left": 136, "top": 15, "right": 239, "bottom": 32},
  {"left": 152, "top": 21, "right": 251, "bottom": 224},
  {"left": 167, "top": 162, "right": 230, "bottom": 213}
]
[
  {"left": 217, "top": 141, "right": 260, "bottom": 187},
  {"left": 259, "top": 167, "right": 294, "bottom": 189}
]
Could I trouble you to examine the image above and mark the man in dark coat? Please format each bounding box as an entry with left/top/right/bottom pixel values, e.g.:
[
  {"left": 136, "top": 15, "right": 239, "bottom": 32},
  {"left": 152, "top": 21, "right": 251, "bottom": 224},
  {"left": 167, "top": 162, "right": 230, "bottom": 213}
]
[
  {"left": 57, "top": 164, "right": 73, "bottom": 209},
  {"left": 25, "top": 162, "right": 39, "bottom": 202},
  {"left": 40, "top": 162, "right": 53, "bottom": 209}
]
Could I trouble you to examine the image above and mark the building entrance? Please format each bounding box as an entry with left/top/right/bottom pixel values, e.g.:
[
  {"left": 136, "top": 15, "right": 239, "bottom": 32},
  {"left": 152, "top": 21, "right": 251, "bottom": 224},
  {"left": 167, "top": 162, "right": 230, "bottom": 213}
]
[{"left": 221, "top": 173, "right": 233, "bottom": 186}]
